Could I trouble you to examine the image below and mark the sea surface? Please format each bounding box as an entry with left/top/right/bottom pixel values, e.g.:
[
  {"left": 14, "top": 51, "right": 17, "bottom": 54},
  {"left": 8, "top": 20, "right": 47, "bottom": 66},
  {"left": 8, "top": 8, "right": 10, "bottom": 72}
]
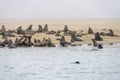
[{"left": 0, "top": 44, "right": 120, "bottom": 80}]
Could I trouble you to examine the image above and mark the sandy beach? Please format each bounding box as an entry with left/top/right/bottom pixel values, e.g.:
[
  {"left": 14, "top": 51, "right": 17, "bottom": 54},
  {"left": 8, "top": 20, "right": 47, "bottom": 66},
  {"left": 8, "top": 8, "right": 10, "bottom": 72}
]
[{"left": 0, "top": 19, "right": 120, "bottom": 45}]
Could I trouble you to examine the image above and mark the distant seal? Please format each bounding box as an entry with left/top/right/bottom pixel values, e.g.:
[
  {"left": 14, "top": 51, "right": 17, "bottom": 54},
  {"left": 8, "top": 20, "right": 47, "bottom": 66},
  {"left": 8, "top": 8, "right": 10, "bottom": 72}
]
[
  {"left": 92, "top": 39, "right": 103, "bottom": 49},
  {"left": 100, "top": 29, "right": 115, "bottom": 36},
  {"left": 26, "top": 25, "right": 33, "bottom": 31},
  {"left": 60, "top": 36, "right": 66, "bottom": 47},
  {"left": 16, "top": 26, "right": 24, "bottom": 34},
  {"left": 64, "top": 25, "right": 69, "bottom": 33},
  {"left": 95, "top": 32, "right": 103, "bottom": 41},
  {"left": 36, "top": 25, "right": 43, "bottom": 33},
  {"left": 1, "top": 25, "right": 6, "bottom": 31},
  {"left": 43, "top": 24, "right": 48, "bottom": 33},
  {"left": 55, "top": 30, "right": 61, "bottom": 36},
  {"left": 88, "top": 27, "right": 94, "bottom": 34},
  {"left": 8, "top": 39, "right": 17, "bottom": 48},
  {"left": 60, "top": 36, "right": 71, "bottom": 47},
  {"left": 71, "top": 31, "right": 83, "bottom": 42},
  {"left": 75, "top": 61, "right": 80, "bottom": 64}
]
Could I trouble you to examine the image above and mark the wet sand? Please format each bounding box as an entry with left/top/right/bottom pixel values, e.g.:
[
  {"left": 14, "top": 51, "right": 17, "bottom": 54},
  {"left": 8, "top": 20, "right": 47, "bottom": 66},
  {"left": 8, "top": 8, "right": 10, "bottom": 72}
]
[{"left": 0, "top": 19, "right": 120, "bottom": 45}]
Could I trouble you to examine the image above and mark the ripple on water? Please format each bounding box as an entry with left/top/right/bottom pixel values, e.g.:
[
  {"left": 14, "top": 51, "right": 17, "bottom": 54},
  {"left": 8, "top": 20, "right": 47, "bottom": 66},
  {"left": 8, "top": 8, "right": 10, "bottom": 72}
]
[
  {"left": 19, "top": 72, "right": 38, "bottom": 78},
  {"left": 4, "top": 65, "right": 15, "bottom": 70},
  {"left": 0, "top": 44, "right": 120, "bottom": 80}
]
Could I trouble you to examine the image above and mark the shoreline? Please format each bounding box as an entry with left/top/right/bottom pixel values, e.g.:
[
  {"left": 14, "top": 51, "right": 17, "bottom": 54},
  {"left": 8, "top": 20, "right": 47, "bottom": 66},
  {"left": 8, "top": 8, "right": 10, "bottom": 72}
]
[{"left": 0, "top": 19, "right": 120, "bottom": 47}]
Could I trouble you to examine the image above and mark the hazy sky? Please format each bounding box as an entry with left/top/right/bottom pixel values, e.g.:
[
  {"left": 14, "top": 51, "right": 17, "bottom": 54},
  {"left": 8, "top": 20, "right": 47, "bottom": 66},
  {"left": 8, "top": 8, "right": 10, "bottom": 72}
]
[{"left": 0, "top": 0, "right": 120, "bottom": 19}]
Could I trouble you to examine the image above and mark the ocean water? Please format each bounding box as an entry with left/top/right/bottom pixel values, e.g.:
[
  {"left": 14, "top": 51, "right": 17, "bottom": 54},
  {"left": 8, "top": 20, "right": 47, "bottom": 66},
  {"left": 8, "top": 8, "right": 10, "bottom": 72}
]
[{"left": 0, "top": 44, "right": 120, "bottom": 80}]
